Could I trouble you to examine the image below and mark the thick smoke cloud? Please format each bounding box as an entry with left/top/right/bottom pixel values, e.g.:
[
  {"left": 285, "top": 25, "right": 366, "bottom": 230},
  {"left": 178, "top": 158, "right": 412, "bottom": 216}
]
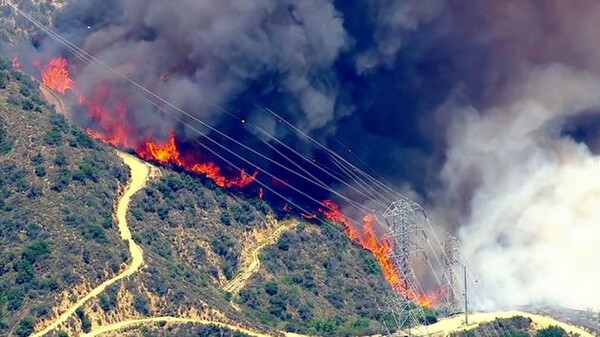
[
  {"left": 55, "top": 0, "right": 350, "bottom": 141},
  {"left": 354, "top": 0, "right": 445, "bottom": 73},
  {"left": 423, "top": 1, "right": 600, "bottom": 310},
  {"left": 437, "top": 66, "right": 600, "bottom": 309},
  {"left": 25, "top": 0, "right": 600, "bottom": 310}
]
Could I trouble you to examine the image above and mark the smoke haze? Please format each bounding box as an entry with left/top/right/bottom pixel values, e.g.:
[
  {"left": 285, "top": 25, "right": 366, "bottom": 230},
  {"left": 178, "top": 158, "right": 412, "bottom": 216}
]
[
  {"left": 8, "top": 0, "right": 599, "bottom": 310},
  {"left": 438, "top": 66, "right": 600, "bottom": 310}
]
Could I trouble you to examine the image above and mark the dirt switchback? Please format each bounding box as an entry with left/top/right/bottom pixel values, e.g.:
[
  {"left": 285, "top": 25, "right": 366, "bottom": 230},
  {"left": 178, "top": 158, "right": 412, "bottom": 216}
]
[
  {"left": 31, "top": 151, "right": 152, "bottom": 336},
  {"left": 224, "top": 219, "right": 297, "bottom": 295}
]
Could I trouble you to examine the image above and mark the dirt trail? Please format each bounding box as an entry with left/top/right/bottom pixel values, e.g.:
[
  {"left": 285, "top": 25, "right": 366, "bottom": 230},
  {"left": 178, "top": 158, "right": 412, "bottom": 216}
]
[
  {"left": 31, "top": 152, "right": 151, "bottom": 337},
  {"left": 224, "top": 220, "right": 296, "bottom": 294},
  {"left": 40, "top": 86, "right": 67, "bottom": 116},
  {"left": 409, "top": 311, "right": 595, "bottom": 337}
]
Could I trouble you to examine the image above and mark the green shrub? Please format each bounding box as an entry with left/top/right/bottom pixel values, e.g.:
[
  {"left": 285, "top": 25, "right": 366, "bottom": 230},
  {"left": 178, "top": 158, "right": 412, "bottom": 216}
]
[
  {"left": 133, "top": 293, "right": 150, "bottom": 315},
  {"left": 82, "top": 224, "right": 107, "bottom": 243},
  {"left": 81, "top": 314, "right": 91, "bottom": 333},
  {"left": 220, "top": 211, "right": 231, "bottom": 226},
  {"left": 264, "top": 281, "right": 278, "bottom": 296},
  {"left": 54, "top": 149, "right": 69, "bottom": 166},
  {"left": 71, "top": 128, "right": 95, "bottom": 148},
  {"left": 22, "top": 239, "right": 50, "bottom": 263},
  {"left": 34, "top": 165, "right": 46, "bottom": 177},
  {"left": 21, "top": 99, "right": 34, "bottom": 111},
  {"left": 44, "top": 128, "right": 62, "bottom": 145},
  {"left": 231, "top": 203, "right": 255, "bottom": 225},
  {"left": 31, "top": 153, "right": 44, "bottom": 165},
  {"left": 536, "top": 326, "right": 567, "bottom": 337},
  {"left": 15, "top": 317, "right": 34, "bottom": 337},
  {"left": 99, "top": 294, "right": 117, "bottom": 311}
]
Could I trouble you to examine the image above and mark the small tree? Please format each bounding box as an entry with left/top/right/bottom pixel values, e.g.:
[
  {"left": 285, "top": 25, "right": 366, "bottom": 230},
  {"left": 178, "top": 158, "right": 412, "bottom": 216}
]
[
  {"left": 15, "top": 317, "right": 34, "bottom": 337},
  {"left": 265, "top": 281, "right": 278, "bottom": 296},
  {"left": 133, "top": 293, "right": 150, "bottom": 315}
]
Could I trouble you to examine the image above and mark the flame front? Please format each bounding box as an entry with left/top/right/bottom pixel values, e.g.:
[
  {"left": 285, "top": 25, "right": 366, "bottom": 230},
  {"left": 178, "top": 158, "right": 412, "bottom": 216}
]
[
  {"left": 12, "top": 57, "right": 21, "bottom": 70},
  {"left": 39, "top": 58, "right": 73, "bottom": 94},
  {"left": 137, "top": 134, "right": 257, "bottom": 188},
  {"left": 321, "top": 200, "right": 439, "bottom": 307},
  {"left": 40, "top": 57, "right": 256, "bottom": 188},
  {"left": 321, "top": 200, "right": 360, "bottom": 241}
]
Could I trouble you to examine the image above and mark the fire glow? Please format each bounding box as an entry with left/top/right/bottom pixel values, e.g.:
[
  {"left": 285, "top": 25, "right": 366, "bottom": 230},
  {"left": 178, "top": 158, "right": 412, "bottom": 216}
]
[
  {"left": 12, "top": 57, "right": 21, "bottom": 70},
  {"left": 39, "top": 56, "right": 437, "bottom": 307},
  {"left": 39, "top": 57, "right": 73, "bottom": 94},
  {"left": 321, "top": 201, "right": 439, "bottom": 307},
  {"left": 40, "top": 57, "right": 256, "bottom": 189}
]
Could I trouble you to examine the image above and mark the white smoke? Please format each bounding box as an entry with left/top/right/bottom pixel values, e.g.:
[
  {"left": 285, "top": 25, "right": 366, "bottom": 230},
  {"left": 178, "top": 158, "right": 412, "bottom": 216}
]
[{"left": 440, "top": 64, "right": 600, "bottom": 310}]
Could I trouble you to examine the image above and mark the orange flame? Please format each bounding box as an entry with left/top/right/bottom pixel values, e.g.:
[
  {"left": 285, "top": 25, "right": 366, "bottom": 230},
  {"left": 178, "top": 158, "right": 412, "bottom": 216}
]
[
  {"left": 12, "top": 57, "right": 21, "bottom": 70},
  {"left": 301, "top": 212, "right": 317, "bottom": 220},
  {"left": 321, "top": 200, "right": 439, "bottom": 307},
  {"left": 40, "top": 57, "right": 256, "bottom": 189},
  {"left": 40, "top": 57, "right": 73, "bottom": 94},
  {"left": 258, "top": 188, "right": 264, "bottom": 199},
  {"left": 136, "top": 134, "right": 257, "bottom": 188},
  {"left": 320, "top": 200, "right": 360, "bottom": 242}
]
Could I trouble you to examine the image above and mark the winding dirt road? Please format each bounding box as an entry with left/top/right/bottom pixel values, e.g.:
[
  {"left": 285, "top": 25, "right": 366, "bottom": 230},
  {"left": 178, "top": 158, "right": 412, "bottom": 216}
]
[
  {"left": 224, "top": 220, "right": 296, "bottom": 295},
  {"left": 31, "top": 152, "right": 150, "bottom": 337},
  {"left": 409, "top": 310, "right": 595, "bottom": 337},
  {"left": 32, "top": 151, "right": 282, "bottom": 337}
]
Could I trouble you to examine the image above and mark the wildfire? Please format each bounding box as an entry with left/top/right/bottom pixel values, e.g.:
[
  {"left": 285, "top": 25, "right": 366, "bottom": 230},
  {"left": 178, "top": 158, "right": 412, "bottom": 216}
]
[
  {"left": 136, "top": 134, "right": 257, "bottom": 188},
  {"left": 320, "top": 199, "right": 360, "bottom": 241},
  {"left": 39, "top": 57, "right": 73, "bottom": 94},
  {"left": 89, "top": 125, "right": 258, "bottom": 188},
  {"left": 301, "top": 212, "right": 317, "bottom": 220},
  {"left": 321, "top": 201, "right": 438, "bottom": 307},
  {"left": 38, "top": 56, "right": 438, "bottom": 308},
  {"left": 39, "top": 57, "right": 256, "bottom": 189},
  {"left": 12, "top": 57, "right": 21, "bottom": 70}
]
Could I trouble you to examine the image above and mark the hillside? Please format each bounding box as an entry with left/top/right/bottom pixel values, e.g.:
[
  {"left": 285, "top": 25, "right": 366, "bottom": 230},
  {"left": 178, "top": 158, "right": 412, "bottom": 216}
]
[
  {"left": 121, "top": 168, "right": 394, "bottom": 336},
  {"left": 0, "top": 55, "right": 398, "bottom": 337},
  {"left": 0, "top": 57, "right": 131, "bottom": 336},
  {"left": 0, "top": 0, "right": 67, "bottom": 43}
]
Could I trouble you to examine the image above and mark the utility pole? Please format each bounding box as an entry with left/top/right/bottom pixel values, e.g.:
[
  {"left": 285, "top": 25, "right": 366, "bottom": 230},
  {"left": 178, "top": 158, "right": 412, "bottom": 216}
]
[{"left": 463, "top": 265, "right": 469, "bottom": 325}]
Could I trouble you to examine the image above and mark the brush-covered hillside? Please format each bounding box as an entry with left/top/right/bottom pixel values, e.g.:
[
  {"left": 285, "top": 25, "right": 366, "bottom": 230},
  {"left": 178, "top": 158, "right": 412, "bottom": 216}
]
[
  {"left": 0, "top": 1, "right": 67, "bottom": 43},
  {"left": 0, "top": 57, "right": 131, "bottom": 336},
  {"left": 0, "top": 54, "right": 403, "bottom": 337},
  {"left": 125, "top": 170, "right": 394, "bottom": 336}
]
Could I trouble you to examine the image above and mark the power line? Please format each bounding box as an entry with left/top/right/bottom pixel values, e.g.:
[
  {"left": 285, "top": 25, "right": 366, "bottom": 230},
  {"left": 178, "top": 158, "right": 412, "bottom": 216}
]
[
  {"left": 5, "top": 3, "right": 460, "bottom": 331},
  {"left": 4, "top": 0, "right": 382, "bottom": 221}
]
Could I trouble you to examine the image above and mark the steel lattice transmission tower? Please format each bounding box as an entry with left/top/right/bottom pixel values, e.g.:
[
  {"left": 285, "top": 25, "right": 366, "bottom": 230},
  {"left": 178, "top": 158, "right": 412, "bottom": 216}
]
[
  {"left": 441, "top": 235, "right": 461, "bottom": 315},
  {"left": 382, "top": 198, "right": 429, "bottom": 332}
]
